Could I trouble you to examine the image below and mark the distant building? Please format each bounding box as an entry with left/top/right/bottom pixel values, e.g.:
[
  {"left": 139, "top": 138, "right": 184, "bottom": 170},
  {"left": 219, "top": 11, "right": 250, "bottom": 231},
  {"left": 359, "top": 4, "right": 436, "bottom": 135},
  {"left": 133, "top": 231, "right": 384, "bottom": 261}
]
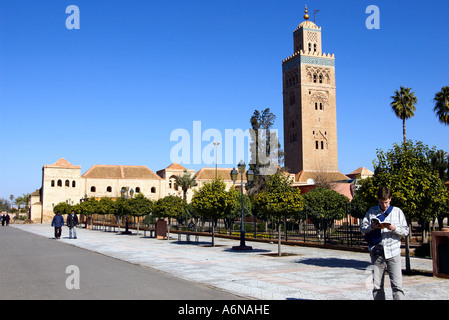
[
  {"left": 29, "top": 158, "right": 243, "bottom": 223},
  {"left": 346, "top": 167, "right": 374, "bottom": 180}
]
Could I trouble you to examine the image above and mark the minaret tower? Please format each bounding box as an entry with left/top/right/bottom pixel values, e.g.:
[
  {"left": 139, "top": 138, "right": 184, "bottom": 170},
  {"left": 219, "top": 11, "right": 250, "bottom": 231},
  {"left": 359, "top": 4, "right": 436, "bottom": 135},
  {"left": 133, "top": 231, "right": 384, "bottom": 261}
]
[{"left": 282, "top": 6, "right": 338, "bottom": 175}]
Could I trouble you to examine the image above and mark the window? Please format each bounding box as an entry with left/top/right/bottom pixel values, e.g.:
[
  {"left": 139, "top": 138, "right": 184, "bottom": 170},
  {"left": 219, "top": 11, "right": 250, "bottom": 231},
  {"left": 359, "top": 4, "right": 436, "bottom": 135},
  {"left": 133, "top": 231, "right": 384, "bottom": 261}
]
[
  {"left": 106, "top": 186, "right": 112, "bottom": 192},
  {"left": 290, "top": 93, "right": 295, "bottom": 105},
  {"left": 72, "top": 181, "right": 76, "bottom": 188},
  {"left": 321, "top": 141, "right": 324, "bottom": 149},
  {"left": 51, "top": 180, "right": 55, "bottom": 187},
  {"left": 308, "top": 43, "right": 312, "bottom": 52},
  {"left": 313, "top": 74, "right": 317, "bottom": 83},
  {"left": 90, "top": 186, "right": 96, "bottom": 192},
  {"left": 320, "top": 103, "right": 323, "bottom": 110},
  {"left": 315, "top": 102, "right": 318, "bottom": 110},
  {"left": 136, "top": 187, "right": 141, "bottom": 193},
  {"left": 65, "top": 180, "right": 70, "bottom": 187},
  {"left": 151, "top": 187, "right": 156, "bottom": 194},
  {"left": 316, "top": 141, "right": 319, "bottom": 150},
  {"left": 57, "top": 180, "right": 62, "bottom": 187},
  {"left": 314, "top": 43, "right": 317, "bottom": 52},
  {"left": 319, "top": 74, "right": 323, "bottom": 83}
]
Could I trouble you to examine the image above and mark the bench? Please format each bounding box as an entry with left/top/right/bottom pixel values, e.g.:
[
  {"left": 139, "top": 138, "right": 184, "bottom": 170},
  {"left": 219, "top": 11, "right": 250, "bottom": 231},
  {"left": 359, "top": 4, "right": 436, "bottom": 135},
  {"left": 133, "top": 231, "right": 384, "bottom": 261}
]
[
  {"left": 177, "top": 231, "right": 200, "bottom": 243},
  {"left": 93, "top": 221, "right": 120, "bottom": 232},
  {"left": 142, "top": 227, "right": 155, "bottom": 238}
]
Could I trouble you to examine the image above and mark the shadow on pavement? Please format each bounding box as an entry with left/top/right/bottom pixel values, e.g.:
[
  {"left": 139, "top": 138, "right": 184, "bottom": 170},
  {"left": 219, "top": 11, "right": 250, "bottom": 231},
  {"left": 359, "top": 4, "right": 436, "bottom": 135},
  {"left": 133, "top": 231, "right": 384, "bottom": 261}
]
[{"left": 296, "top": 257, "right": 371, "bottom": 270}]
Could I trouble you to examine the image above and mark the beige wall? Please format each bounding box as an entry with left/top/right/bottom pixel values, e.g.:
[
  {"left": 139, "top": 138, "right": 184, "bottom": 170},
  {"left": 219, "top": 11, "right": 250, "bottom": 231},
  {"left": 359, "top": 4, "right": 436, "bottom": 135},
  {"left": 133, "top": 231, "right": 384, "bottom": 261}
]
[{"left": 41, "top": 166, "right": 81, "bottom": 223}]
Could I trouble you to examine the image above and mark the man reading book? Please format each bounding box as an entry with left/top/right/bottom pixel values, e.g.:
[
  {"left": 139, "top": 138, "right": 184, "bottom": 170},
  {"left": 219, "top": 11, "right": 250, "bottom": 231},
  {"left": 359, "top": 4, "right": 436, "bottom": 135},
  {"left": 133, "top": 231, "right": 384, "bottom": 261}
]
[{"left": 361, "top": 187, "right": 409, "bottom": 300}]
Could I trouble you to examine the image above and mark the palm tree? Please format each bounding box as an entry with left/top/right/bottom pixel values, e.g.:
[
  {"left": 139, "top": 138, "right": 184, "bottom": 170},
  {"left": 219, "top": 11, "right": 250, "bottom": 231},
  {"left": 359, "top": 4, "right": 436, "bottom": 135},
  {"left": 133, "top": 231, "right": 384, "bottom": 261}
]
[
  {"left": 174, "top": 170, "right": 198, "bottom": 201},
  {"left": 433, "top": 86, "right": 449, "bottom": 126},
  {"left": 430, "top": 149, "right": 448, "bottom": 182},
  {"left": 390, "top": 86, "right": 418, "bottom": 143}
]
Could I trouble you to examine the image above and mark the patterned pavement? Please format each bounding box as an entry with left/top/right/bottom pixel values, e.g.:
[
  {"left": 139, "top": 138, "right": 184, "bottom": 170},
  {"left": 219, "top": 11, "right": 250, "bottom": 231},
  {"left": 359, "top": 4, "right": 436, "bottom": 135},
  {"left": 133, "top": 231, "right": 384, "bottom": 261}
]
[{"left": 12, "top": 224, "right": 449, "bottom": 300}]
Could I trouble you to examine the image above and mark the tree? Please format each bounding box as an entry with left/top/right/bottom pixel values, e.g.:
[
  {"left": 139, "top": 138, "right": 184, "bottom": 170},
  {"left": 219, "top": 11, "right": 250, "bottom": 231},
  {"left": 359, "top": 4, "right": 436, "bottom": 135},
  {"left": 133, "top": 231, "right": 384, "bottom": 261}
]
[
  {"left": 430, "top": 149, "right": 448, "bottom": 182},
  {"left": 14, "top": 196, "right": 24, "bottom": 216},
  {"left": 191, "top": 179, "right": 234, "bottom": 246},
  {"left": 302, "top": 187, "right": 350, "bottom": 242},
  {"left": 248, "top": 108, "right": 284, "bottom": 197},
  {"left": 174, "top": 169, "right": 197, "bottom": 202},
  {"left": 153, "top": 195, "right": 186, "bottom": 222},
  {"left": 129, "top": 193, "right": 153, "bottom": 217},
  {"left": 0, "top": 198, "right": 10, "bottom": 212},
  {"left": 433, "top": 86, "right": 449, "bottom": 126},
  {"left": 98, "top": 197, "right": 114, "bottom": 216},
  {"left": 21, "top": 193, "right": 31, "bottom": 217},
  {"left": 9, "top": 194, "right": 14, "bottom": 212},
  {"left": 53, "top": 202, "right": 72, "bottom": 215},
  {"left": 81, "top": 197, "right": 100, "bottom": 227},
  {"left": 252, "top": 171, "right": 303, "bottom": 255},
  {"left": 390, "top": 86, "right": 418, "bottom": 143},
  {"left": 350, "top": 177, "right": 377, "bottom": 220}
]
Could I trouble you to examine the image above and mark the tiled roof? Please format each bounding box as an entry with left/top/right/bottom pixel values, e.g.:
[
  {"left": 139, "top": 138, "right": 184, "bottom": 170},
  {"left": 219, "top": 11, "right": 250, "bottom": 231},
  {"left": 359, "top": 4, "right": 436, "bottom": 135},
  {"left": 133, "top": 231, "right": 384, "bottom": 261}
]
[
  {"left": 82, "top": 165, "right": 161, "bottom": 180},
  {"left": 44, "top": 158, "right": 81, "bottom": 169},
  {"left": 165, "top": 162, "right": 187, "bottom": 171},
  {"left": 195, "top": 167, "right": 247, "bottom": 181},
  {"left": 295, "top": 170, "right": 349, "bottom": 183},
  {"left": 348, "top": 167, "right": 374, "bottom": 176}
]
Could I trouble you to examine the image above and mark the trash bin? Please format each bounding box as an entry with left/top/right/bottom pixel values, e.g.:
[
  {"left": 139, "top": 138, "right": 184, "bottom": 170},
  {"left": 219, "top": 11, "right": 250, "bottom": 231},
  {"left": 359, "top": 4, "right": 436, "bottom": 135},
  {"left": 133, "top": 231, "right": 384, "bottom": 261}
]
[
  {"left": 432, "top": 230, "right": 449, "bottom": 278},
  {"left": 155, "top": 219, "right": 167, "bottom": 240}
]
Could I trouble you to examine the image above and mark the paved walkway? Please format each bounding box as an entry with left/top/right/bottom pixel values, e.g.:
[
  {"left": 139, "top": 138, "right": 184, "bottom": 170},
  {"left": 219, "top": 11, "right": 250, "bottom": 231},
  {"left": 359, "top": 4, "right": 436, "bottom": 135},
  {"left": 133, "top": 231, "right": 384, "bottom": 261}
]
[{"left": 12, "top": 224, "right": 449, "bottom": 300}]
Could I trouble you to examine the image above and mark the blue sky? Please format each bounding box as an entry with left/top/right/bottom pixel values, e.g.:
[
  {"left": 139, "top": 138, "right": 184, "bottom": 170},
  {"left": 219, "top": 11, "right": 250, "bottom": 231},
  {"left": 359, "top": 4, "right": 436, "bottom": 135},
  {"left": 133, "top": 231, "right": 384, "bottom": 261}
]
[{"left": 1, "top": 0, "right": 448, "bottom": 200}]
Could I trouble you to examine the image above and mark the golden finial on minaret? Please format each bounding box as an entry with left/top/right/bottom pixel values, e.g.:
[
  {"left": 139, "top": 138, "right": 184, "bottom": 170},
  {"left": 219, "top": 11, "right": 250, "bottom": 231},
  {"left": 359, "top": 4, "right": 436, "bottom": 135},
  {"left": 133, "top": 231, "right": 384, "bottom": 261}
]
[{"left": 304, "top": 5, "right": 309, "bottom": 20}]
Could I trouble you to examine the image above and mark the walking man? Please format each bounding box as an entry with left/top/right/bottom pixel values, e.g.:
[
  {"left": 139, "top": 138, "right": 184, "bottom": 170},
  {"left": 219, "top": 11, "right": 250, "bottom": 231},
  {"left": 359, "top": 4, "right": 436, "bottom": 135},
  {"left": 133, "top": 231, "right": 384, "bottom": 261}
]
[
  {"left": 67, "top": 210, "right": 79, "bottom": 239},
  {"left": 361, "top": 186, "right": 409, "bottom": 300},
  {"left": 51, "top": 211, "right": 64, "bottom": 239}
]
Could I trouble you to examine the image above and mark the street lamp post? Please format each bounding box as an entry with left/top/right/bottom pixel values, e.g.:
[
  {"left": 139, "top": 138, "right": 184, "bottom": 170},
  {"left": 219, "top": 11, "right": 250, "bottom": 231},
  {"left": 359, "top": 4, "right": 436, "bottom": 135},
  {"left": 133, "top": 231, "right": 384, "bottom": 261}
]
[
  {"left": 213, "top": 141, "right": 221, "bottom": 179},
  {"left": 231, "top": 160, "right": 254, "bottom": 251},
  {"left": 120, "top": 186, "right": 134, "bottom": 235}
]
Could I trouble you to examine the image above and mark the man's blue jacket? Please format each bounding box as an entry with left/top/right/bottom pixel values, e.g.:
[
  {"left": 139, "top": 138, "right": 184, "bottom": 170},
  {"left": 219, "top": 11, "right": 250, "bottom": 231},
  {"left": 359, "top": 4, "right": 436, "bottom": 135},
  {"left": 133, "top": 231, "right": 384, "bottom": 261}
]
[{"left": 51, "top": 214, "right": 64, "bottom": 227}]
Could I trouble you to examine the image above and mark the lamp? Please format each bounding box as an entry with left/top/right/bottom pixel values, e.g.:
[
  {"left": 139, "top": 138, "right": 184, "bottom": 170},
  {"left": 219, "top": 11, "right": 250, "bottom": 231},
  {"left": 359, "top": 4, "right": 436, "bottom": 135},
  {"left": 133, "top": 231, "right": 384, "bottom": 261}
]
[
  {"left": 231, "top": 160, "right": 252, "bottom": 251},
  {"left": 246, "top": 169, "right": 254, "bottom": 183},
  {"left": 120, "top": 186, "right": 133, "bottom": 235},
  {"left": 230, "top": 168, "right": 238, "bottom": 183},
  {"left": 237, "top": 160, "right": 245, "bottom": 174}
]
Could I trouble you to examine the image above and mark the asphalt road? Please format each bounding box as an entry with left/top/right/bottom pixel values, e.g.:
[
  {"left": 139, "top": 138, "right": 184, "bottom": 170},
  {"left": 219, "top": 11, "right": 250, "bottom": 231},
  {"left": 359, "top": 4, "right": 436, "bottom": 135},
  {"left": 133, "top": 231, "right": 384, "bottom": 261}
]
[{"left": 0, "top": 226, "right": 244, "bottom": 300}]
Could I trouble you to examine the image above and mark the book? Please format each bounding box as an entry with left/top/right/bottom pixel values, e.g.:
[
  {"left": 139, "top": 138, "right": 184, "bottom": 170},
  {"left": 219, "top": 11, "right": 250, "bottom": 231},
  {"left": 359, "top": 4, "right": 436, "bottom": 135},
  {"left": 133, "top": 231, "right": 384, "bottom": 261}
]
[{"left": 371, "top": 213, "right": 391, "bottom": 229}]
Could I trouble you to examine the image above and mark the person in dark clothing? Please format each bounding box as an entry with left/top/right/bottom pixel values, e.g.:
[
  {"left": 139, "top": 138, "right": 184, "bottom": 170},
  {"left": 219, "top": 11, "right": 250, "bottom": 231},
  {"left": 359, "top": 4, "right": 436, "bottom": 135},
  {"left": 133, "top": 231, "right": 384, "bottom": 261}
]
[
  {"left": 51, "top": 212, "right": 64, "bottom": 239},
  {"left": 67, "top": 210, "right": 79, "bottom": 239}
]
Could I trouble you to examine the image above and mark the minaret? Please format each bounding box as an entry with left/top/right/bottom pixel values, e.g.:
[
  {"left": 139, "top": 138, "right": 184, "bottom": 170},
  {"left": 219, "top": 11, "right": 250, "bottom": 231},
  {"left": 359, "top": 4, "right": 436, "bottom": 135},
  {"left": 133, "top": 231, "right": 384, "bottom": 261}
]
[{"left": 282, "top": 6, "right": 338, "bottom": 175}]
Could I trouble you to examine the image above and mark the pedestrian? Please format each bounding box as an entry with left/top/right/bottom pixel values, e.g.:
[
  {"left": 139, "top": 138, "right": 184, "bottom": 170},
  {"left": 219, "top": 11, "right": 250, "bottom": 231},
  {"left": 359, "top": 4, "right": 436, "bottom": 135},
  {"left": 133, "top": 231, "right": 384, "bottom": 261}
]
[
  {"left": 67, "top": 210, "right": 79, "bottom": 239},
  {"left": 4, "top": 214, "right": 10, "bottom": 226},
  {"left": 1, "top": 214, "right": 4, "bottom": 226},
  {"left": 361, "top": 186, "right": 409, "bottom": 300},
  {"left": 51, "top": 211, "right": 64, "bottom": 239}
]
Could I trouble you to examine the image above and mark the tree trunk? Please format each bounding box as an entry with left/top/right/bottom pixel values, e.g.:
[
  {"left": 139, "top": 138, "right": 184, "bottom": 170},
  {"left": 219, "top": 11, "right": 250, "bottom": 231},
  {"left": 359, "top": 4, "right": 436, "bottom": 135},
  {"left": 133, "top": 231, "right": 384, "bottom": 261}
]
[
  {"left": 402, "top": 118, "right": 406, "bottom": 143},
  {"left": 278, "top": 219, "right": 282, "bottom": 256},
  {"left": 405, "top": 222, "right": 412, "bottom": 274},
  {"left": 212, "top": 222, "right": 215, "bottom": 247}
]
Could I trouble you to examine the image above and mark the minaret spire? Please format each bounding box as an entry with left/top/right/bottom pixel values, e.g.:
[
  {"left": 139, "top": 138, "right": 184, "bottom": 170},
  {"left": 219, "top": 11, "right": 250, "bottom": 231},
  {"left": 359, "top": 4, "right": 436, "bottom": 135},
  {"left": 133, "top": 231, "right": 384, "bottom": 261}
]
[{"left": 303, "top": 5, "right": 309, "bottom": 20}]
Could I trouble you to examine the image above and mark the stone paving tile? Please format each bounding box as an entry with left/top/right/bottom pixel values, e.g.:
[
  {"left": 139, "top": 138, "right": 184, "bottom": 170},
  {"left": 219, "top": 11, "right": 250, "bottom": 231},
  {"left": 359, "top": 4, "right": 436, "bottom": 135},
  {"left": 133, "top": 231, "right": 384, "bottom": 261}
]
[{"left": 11, "top": 224, "right": 449, "bottom": 300}]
